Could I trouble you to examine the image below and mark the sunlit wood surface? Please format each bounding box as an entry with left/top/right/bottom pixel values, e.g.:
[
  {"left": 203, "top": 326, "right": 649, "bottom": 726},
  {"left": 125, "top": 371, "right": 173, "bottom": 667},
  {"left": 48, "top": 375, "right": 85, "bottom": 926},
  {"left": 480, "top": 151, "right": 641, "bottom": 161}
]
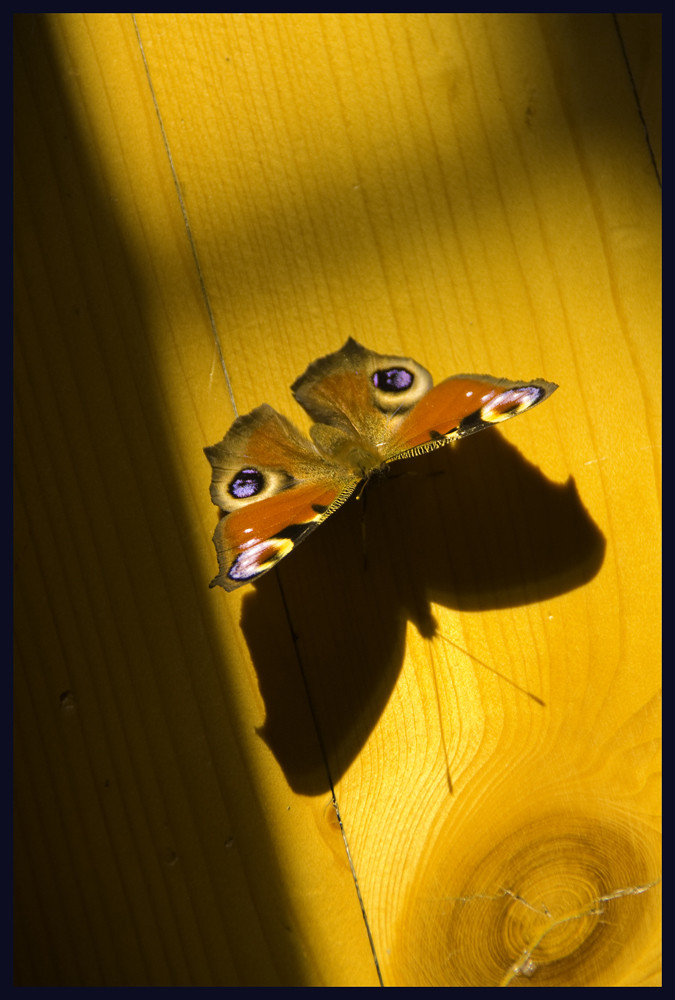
[{"left": 14, "top": 13, "right": 660, "bottom": 986}]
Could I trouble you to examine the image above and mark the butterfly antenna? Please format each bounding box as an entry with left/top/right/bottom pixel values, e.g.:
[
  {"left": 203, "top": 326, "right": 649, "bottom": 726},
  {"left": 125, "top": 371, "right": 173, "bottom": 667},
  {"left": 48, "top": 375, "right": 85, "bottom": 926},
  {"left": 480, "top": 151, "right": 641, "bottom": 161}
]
[
  {"left": 426, "top": 637, "right": 454, "bottom": 795},
  {"left": 436, "top": 633, "right": 545, "bottom": 707},
  {"left": 385, "top": 402, "right": 405, "bottom": 428},
  {"left": 357, "top": 480, "right": 370, "bottom": 572}
]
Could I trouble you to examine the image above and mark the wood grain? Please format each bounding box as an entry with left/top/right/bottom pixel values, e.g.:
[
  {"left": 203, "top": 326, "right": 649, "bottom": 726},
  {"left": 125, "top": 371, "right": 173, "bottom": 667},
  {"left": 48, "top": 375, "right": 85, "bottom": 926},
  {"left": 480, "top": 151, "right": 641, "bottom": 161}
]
[{"left": 14, "top": 13, "right": 660, "bottom": 986}]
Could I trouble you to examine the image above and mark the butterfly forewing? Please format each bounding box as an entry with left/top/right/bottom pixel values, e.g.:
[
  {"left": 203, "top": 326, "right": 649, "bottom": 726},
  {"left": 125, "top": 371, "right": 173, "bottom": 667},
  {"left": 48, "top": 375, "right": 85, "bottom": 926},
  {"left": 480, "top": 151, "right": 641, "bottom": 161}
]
[
  {"left": 385, "top": 374, "right": 558, "bottom": 461},
  {"left": 210, "top": 479, "right": 358, "bottom": 590}
]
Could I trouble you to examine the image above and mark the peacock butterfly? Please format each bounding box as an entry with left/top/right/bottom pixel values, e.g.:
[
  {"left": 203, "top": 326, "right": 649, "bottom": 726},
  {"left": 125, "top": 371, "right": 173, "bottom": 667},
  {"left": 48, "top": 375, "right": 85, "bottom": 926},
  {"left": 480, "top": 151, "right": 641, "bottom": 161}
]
[{"left": 205, "top": 339, "right": 557, "bottom": 591}]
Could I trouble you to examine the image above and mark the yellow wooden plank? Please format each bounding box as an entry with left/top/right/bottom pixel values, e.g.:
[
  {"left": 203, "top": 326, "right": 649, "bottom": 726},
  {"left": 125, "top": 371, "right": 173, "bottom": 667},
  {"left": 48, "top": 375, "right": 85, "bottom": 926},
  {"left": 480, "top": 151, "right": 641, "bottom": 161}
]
[
  {"left": 616, "top": 13, "right": 662, "bottom": 179},
  {"left": 14, "top": 12, "right": 378, "bottom": 987},
  {"left": 14, "top": 12, "right": 660, "bottom": 986}
]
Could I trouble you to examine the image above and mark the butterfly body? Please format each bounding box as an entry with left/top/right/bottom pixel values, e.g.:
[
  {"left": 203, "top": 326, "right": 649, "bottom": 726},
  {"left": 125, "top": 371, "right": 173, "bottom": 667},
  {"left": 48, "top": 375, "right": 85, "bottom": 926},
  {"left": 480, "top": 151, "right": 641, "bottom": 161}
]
[{"left": 205, "top": 339, "right": 557, "bottom": 590}]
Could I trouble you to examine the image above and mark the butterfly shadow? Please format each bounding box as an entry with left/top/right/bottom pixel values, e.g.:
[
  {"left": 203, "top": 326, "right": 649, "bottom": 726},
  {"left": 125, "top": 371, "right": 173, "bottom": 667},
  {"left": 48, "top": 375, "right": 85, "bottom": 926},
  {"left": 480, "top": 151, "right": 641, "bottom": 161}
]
[{"left": 240, "top": 430, "right": 605, "bottom": 795}]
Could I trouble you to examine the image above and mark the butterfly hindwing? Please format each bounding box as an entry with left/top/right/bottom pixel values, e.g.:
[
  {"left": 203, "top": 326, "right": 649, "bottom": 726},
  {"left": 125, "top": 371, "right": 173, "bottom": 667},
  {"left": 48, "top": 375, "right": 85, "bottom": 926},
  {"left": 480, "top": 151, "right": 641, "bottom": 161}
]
[{"left": 292, "top": 338, "right": 434, "bottom": 445}]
